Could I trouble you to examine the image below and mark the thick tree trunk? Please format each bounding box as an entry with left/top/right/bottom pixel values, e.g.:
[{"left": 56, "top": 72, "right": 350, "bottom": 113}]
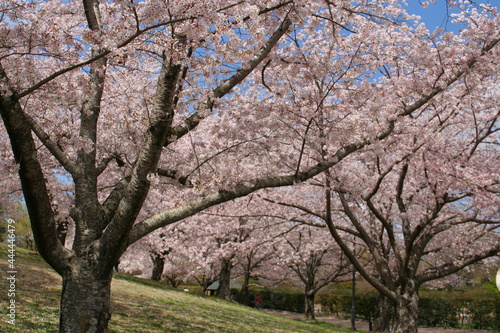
[
  {"left": 391, "top": 288, "right": 419, "bottom": 333},
  {"left": 218, "top": 258, "right": 232, "bottom": 301},
  {"left": 373, "top": 294, "right": 392, "bottom": 332},
  {"left": 59, "top": 269, "right": 112, "bottom": 333},
  {"left": 151, "top": 253, "right": 166, "bottom": 281},
  {"left": 304, "top": 291, "right": 316, "bottom": 320}
]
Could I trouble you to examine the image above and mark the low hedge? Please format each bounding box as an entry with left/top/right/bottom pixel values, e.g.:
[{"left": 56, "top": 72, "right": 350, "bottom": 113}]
[
  {"left": 259, "top": 290, "right": 305, "bottom": 313},
  {"left": 318, "top": 293, "right": 500, "bottom": 330},
  {"left": 234, "top": 288, "right": 305, "bottom": 313}
]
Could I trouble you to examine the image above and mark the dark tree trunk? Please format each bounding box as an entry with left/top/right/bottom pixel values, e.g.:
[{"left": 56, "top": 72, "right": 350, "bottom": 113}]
[
  {"left": 59, "top": 268, "right": 113, "bottom": 333},
  {"left": 391, "top": 286, "right": 419, "bottom": 333},
  {"left": 56, "top": 219, "right": 68, "bottom": 246},
  {"left": 150, "top": 252, "right": 166, "bottom": 281},
  {"left": 218, "top": 258, "right": 232, "bottom": 300},
  {"left": 304, "top": 290, "right": 316, "bottom": 319},
  {"left": 241, "top": 269, "right": 251, "bottom": 305},
  {"left": 373, "top": 294, "right": 393, "bottom": 332},
  {"left": 165, "top": 274, "right": 181, "bottom": 288}
]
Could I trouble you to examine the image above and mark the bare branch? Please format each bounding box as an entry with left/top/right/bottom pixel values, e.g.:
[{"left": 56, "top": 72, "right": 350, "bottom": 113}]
[
  {"left": 261, "top": 196, "right": 326, "bottom": 221},
  {"left": 22, "top": 111, "right": 78, "bottom": 175}
]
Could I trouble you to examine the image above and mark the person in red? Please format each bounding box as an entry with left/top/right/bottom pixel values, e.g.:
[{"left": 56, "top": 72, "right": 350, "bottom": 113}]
[{"left": 255, "top": 295, "right": 263, "bottom": 308}]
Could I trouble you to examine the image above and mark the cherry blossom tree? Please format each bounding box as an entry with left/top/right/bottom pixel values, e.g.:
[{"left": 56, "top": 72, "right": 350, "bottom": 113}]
[
  {"left": 268, "top": 162, "right": 498, "bottom": 332},
  {"left": 120, "top": 223, "right": 212, "bottom": 286},
  {"left": 326, "top": 159, "right": 499, "bottom": 332},
  {"left": 257, "top": 3, "right": 500, "bottom": 330},
  {"left": 265, "top": 101, "right": 499, "bottom": 332},
  {"left": 143, "top": 231, "right": 174, "bottom": 281},
  {"left": 124, "top": 229, "right": 191, "bottom": 285},
  {"left": 162, "top": 258, "right": 190, "bottom": 288},
  {"left": 119, "top": 228, "right": 176, "bottom": 280},
  {"left": 274, "top": 224, "right": 351, "bottom": 319},
  {"left": 1, "top": 0, "right": 499, "bottom": 331},
  {"left": 150, "top": 248, "right": 172, "bottom": 281},
  {"left": 200, "top": 197, "right": 293, "bottom": 303},
  {"left": 159, "top": 197, "right": 283, "bottom": 301},
  {"left": 235, "top": 227, "right": 279, "bottom": 304}
]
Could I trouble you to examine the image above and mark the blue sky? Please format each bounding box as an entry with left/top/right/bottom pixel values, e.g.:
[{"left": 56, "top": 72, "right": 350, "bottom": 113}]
[
  {"left": 404, "top": 0, "right": 498, "bottom": 32},
  {"left": 406, "top": 1, "right": 455, "bottom": 30}
]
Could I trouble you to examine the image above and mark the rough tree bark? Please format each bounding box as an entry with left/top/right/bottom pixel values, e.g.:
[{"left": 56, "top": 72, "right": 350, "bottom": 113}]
[
  {"left": 150, "top": 252, "right": 167, "bottom": 282},
  {"left": 218, "top": 257, "right": 233, "bottom": 301},
  {"left": 372, "top": 294, "right": 393, "bottom": 332},
  {"left": 59, "top": 266, "right": 113, "bottom": 333},
  {"left": 390, "top": 281, "right": 419, "bottom": 333},
  {"left": 304, "top": 289, "right": 316, "bottom": 320}
]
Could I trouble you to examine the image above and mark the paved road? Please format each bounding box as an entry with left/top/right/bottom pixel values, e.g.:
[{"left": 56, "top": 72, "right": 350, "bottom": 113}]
[
  {"left": 262, "top": 309, "right": 496, "bottom": 333},
  {"left": 316, "top": 316, "right": 496, "bottom": 333}
]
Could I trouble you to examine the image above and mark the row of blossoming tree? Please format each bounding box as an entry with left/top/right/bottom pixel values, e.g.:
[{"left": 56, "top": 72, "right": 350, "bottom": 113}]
[
  {"left": 120, "top": 196, "right": 354, "bottom": 319},
  {"left": 1, "top": 0, "right": 499, "bottom": 332}
]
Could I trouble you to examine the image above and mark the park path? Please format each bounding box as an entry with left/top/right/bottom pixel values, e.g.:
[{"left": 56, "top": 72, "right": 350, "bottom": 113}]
[{"left": 262, "top": 309, "right": 496, "bottom": 333}]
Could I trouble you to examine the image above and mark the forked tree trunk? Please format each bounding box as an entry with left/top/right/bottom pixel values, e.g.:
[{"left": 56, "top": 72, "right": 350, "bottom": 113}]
[
  {"left": 304, "top": 291, "right": 316, "bottom": 319},
  {"left": 391, "top": 288, "right": 419, "bottom": 333},
  {"left": 59, "top": 269, "right": 113, "bottom": 333}
]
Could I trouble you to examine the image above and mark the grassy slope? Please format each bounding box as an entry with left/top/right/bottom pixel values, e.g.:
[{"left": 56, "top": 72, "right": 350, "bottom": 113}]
[{"left": 0, "top": 244, "right": 352, "bottom": 332}]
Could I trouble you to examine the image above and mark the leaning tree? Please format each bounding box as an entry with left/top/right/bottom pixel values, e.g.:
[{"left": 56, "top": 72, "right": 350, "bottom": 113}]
[{"left": 1, "top": 0, "right": 499, "bottom": 331}]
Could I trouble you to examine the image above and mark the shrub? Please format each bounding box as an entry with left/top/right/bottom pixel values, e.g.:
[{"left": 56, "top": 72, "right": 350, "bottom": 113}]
[
  {"left": 235, "top": 288, "right": 305, "bottom": 313},
  {"left": 419, "top": 297, "right": 459, "bottom": 328},
  {"left": 318, "top": 291, "right": 500, "bottom": 330},
  {"left": 259, "top": 290, "right": 305, "bottom": 313},
  {"left": 318, "top": 294, "right": 351, "bottom": 316},
  {"left": 466, "top": 298, "right": 500, "bottom": 330}
]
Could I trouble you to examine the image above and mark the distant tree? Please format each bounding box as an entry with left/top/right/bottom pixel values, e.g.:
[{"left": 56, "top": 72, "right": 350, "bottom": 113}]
[
  {"left": 274, "top": 225, "right": 351, "bottom": 319},
  {"left": 0, "top": 199, "right": 35, "bottom": 250},
  {"left": 150, "top": 248, "right": 171, "bottom": 282},
  {"left": 236, "top": 231, "right": 278, "bottom": 305}
]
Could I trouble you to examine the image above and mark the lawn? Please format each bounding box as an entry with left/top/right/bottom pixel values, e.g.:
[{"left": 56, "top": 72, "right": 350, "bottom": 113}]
[{"left": 0, "top": 244, "right": 354, "bottom": 332}]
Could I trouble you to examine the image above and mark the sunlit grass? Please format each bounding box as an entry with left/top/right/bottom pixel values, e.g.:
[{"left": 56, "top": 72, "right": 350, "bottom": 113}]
[{"left": 0, "top": 244, "right": 353, "bottom": 332}]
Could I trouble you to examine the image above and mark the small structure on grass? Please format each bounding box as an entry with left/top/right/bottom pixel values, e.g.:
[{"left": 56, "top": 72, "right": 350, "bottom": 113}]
[{"left": 205, "top": 281, "right": 242, "bottom": 296}]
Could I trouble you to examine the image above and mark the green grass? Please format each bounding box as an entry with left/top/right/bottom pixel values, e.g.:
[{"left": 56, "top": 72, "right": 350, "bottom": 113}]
[{"left": 0, "top": 244, "right": 354, "bottom": 332}]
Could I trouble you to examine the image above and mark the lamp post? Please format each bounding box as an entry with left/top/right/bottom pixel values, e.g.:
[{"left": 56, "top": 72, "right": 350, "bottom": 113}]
[
  {"left": 351, "top": 263, "right": 356, "bottom": 331},
  {"left": 350, "top": 236, "right": 357, "bottom": 331}
]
